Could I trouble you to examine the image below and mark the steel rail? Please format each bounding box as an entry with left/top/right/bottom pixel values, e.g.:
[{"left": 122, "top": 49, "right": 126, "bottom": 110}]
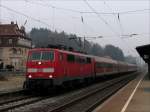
[
  {"left": 0, "top": 96, "right": 49, "bottom": 112},
  {"left": 48, "top": 73, "right": 137, "bottom": 112}
]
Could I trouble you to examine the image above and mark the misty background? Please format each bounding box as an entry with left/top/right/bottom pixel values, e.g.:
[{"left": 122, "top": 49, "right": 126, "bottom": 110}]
[{"left": 0, "top": 0, "right": 149, "bottom": 64}]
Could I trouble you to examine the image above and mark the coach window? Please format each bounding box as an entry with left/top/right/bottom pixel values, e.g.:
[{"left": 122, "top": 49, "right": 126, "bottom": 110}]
[
  {"left": 67, "top": 54, "right": 75, "bottom": 62},
  {"left": 96, "top": 62, "right": 101, "bottom": 68},
  {"left": 107, "top": 64, "right": 110, "bottom": 68},
  {"left": 103, "top": 63, "right": 107, "bottom": 68}
]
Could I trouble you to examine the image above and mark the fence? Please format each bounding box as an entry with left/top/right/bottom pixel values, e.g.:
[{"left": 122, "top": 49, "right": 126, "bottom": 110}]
[{"left": 0, "top": 69, "right": 25, "bottom": 76}]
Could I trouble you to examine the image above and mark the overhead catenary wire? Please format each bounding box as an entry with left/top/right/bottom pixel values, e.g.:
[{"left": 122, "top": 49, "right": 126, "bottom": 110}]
[
  {"left": 25, "top": 0, "right": 150, "bottom": 15},
  {"left": 26, "top": 0, "right": 150, "bottom": 38},
  {"left": 103, "top": 1, "right": 124, "bottom": 35},
  {"left": 24, "top": 0, "right": 149, "bottom": 37},
  {"left": 81, "top": 9, "right": 150, "bottom": 14},
  {"left": 0, "top": 4, "right": 50, "bottom": 26},
  {"left": 26, "top": 0, "right": 98, "bottom": 36},
  {"left": 25, "top": 0, "right": 81, "bottom": 13},
  {"left": 84, "top": 0, "right": 139, "bottom": 55},
  {"left": 0, "top": 4, "right": 65, "bottom": 31},
  {"left": 1, "top": 2, "right": 96, "bottom": 38},
  {"left": 102, "top": 2, "right": 148, "bottom": 55},
  {"left": 84, "top": 0, "right": 120, "bottom": 37},
  {"left": 1, "top": 0, "right": 148, "bottom": 55}
]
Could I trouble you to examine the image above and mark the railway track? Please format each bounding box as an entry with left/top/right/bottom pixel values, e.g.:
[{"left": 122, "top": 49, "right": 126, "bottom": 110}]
[
  {"left": 0, "top": 72, "right": 138, "bottom": 112},
  {"left": 0, "top": 89, "right": 24, "bottom": 97},
  {"left": 0, "top": 91, "right": 49, "bottom": 112},
  {"left": 48, "top": 73, "right": 137, "bottom": 112},
  {"left": 24, "top": 72, "right": 137, "bottom": 112}
]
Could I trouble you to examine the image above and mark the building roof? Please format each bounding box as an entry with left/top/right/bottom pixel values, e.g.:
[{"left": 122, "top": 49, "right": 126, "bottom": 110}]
[
  {"left": 0, "top": 22, "right": 30, "bottom": 40},
  {"left": 0, "top": 22, "right": 20, "bottom": 36},
  {"left": 136, "top": 44, "right": 150, "bottom": 63}
]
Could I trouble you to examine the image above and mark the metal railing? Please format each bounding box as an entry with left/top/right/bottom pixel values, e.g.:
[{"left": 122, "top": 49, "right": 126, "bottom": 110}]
[{"left": 0, "top": 69, "right": 25, "bottom": 76}]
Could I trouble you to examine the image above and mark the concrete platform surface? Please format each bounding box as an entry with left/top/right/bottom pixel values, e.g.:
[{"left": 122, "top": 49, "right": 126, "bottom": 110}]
[
  {"left": 0, "top": 75, "right": 25, "bottom": 93},
  {"left": 93, "top": 72, "right": 150, "bottom": 112}
]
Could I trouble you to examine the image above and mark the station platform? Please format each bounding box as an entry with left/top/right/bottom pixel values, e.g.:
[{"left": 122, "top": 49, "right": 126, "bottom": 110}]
[
  {"left": 93, "top": 72, "right": 150, "bottom": 112},
  {"left": 0, "top": 75, "right": 25, "bottom": 94}
]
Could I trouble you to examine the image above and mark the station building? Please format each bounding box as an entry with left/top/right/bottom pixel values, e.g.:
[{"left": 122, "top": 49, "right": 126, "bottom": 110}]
[
  {"left": 0, "top": 21, "right": 32, "bottom": 70},
  {"left": 136, "top": 44, "right": 150, "bottom": 78}
]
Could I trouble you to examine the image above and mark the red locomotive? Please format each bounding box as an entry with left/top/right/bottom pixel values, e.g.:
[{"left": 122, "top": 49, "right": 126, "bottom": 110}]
[{"left": 24, "top": 48, "right": 137, "bottom": 90}]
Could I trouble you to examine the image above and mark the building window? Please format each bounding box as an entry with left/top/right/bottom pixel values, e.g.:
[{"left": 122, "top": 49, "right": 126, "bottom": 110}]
[
  {"left": 10, "top": 48, "right": 17, "bottom": 54},
  {"left": 9, "top": 39, "right": 13, "bottom": 44},
  {"left": 18, "top": 49, "right": 21, "bottom": 54}
]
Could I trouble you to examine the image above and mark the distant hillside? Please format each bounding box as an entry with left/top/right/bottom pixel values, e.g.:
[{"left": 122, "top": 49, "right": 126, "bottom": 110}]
[{"left": 29, "top": 28, "right": 135, "bottom": 62}]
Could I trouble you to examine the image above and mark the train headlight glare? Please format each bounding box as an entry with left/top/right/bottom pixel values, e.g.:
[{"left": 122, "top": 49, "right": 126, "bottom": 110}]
[
  {"left": 27, "top": 68, "right": 37, "bottom": 73},
  {"left": 28, "top": 75, "right": 32, "bottom": 78},
  {"left": 38, "top": 61, "right": 42, "bottom": 65},
  {"left": 49, "top": 75, "right": 53, "bottom": 78},
  {"left": 43, "top": 68, "right": 54, "bottom": 73}
]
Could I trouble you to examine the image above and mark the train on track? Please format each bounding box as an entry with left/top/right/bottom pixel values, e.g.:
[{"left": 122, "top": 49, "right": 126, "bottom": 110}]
[{"left": 23, "top": 48, "right": 137, "bottom": 90}]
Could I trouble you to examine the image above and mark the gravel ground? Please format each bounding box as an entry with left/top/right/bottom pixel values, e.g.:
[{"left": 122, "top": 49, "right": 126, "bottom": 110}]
[{"left": 0, "top": 75, "right": 25, "bottom": 93}]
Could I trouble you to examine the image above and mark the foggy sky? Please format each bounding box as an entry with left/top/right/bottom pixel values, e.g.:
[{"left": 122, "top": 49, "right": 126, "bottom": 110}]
[{"left": 0, "top": 0, "right": 149, "bottom": 57}]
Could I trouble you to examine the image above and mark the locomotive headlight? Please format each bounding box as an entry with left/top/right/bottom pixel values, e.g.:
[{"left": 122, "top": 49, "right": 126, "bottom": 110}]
[
  {"left": 49, "top": 75, "right": 53, "bottom": 78},
  {"left": 38, "top": 61, "right": 42, "bottom": 65},
  {"left": 28, "top": 75, "right": 32, "bottom": 78},
  {"left": 27, "top": 68, "right": 37, "bottom": 73},
  {"left": 43, "top": 68, "right": 54, "bottom": 73}
]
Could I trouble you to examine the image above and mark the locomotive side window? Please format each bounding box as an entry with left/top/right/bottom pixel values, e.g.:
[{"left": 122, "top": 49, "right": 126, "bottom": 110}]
[
  {"left": 79, "top": 57, "right": 86, "bottom": 64},
  {"left": 86, "top": 57, "right": 91, "bottom": 63},
  {"left": 67, "top": 54, "right": 75, "bottom": 62},
  {"left": 41, "top": 52, "right": 54, "bottom": 61}
]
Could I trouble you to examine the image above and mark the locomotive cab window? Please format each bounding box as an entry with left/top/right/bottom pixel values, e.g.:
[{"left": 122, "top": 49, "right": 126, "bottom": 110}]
[
  {"left": 41, "top": 52, "right": 54, "bottom": 61},
  {"left": 29, "top": 52, "right": 41, "bottom": 60},
  {"left": 29, "top": 51, "right": 54, "bottom": 61},
  {"left": 67, "top": 54, "right": 75, "bottom": 62}
]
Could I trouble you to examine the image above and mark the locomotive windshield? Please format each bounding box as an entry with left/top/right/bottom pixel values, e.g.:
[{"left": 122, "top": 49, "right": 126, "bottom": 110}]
[
  {"left": 29, "top": 51, "right": 54, "bottom": 61},
  {"left": 41, "top": 52, "right": 54, "bottom": 60}
]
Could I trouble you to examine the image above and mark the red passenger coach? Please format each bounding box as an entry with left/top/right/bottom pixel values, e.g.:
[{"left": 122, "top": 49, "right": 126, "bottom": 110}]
[
  {"left": 24, "top": 48, "right": 95, "bottom": 89},
  {"left": 94, "top": 56, "right": 118, "bottom": 76}
]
